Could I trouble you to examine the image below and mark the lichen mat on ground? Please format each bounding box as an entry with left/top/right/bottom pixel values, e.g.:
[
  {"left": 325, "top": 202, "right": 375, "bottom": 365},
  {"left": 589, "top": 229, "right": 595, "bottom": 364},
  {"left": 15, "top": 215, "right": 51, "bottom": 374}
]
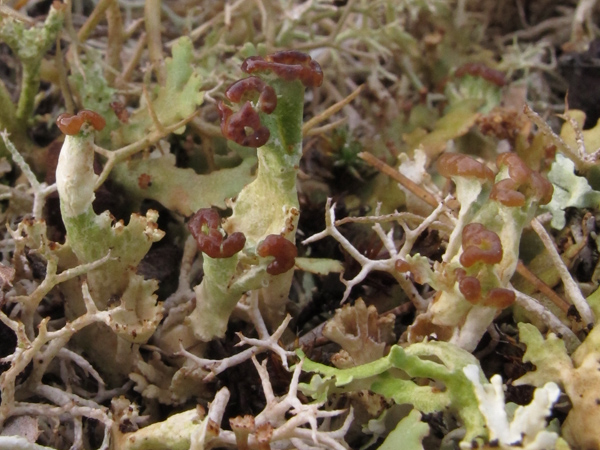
[{"left": 2, "top": 0, "right": 600, "bottom": 449}]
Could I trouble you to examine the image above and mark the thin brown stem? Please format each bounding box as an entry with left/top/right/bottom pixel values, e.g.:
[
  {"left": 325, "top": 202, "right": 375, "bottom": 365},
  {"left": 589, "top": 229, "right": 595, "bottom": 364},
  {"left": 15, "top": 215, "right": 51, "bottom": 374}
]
[
  {"left": 358, "top": 152, "right": 441, "bottom": 208},
  {"left": 331, "top": 0, "right": 357, "bottom": 41},
  {"left": 55, "top": 37, "right": 75, "bottom": 115},
  {"left": 145, "top": 0, "right": 166, "bottom": 84},
  {"left": 118, "top": 33, "right": 147, "bottom": 85},
  {"left": 531, "top": 218, "right": 595, "bottom": 325},
  {"left": 105, "top": 0, "right": 124, "bottom": 86},
  {"left": 142, "top": 85, "right": 166, "bottom": 135},
  {"left": 177, "top": 0, "right": 247, "bottom": 47},
  {"left": 305, "top": 117, "right": 348, "bottom": 136},
  {"left": 77, "top": 0, "right": 112, "bottom": 42},
  {"left": 302, "top": 85, "right": 363, "bottom": 136},
  {"left": 124, "top": 18, "right": 145, "bottom": 40},
  {"left": 515, "top": 260, "right": 571, "bottom": 314}
]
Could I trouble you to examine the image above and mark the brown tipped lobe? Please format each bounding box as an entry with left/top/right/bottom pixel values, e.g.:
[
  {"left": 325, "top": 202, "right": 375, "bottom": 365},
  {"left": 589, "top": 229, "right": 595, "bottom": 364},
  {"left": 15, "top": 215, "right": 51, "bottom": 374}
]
[
  {"left": 490, "top": 178, "right": 526, "bottom": 207},
  {"left": 56, "top": 110, "right": 106, "bottom": 135},
  {"left": 226, "top": 76, "right": 278, "bottom": 114},
  {"left": 455, "top": 62, "right": 506, "bottom": 87}
]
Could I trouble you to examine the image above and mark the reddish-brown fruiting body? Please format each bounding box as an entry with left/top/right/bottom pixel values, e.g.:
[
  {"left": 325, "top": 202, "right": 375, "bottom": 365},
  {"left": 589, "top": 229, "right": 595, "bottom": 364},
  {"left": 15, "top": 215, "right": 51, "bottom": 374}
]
[
  {"left": 494, "top": 153, "right": 553, "bottom": 206},
  {"left": 188, "top": 208, "right": 246, "bottom": 258},
  {"left": 56, "top": 110, "right": 106, "bottom": 135},
  {"left": 489, "top": 178, "right": 526, "bottom": 207},
  {"left": 190, "top": 208, "right": 220, "bottom": 229},
  {"left": 458, "top": 276, "right": 482, "bottom": 304},
  {"left": 226, "top": 77, "right": 278, "bottom": 114},
  {"left": 256, "top": 234, "right": 297, "bottom": 275},
  {"left": 497, "top": 153, "right": 529, "bottom": 183},
  {"left": 459, "top": 223, "right": 503, "bottom": 267},
  {"left": 268, "top": 51, "right": 312, "bottom": 65},
  {"left": 454, "top": 267, "right": 512, "bottom": 307},
  {"left": 78, "top": 110, "right": 106, "bottom": 131},
  {"left": 241, "top": 51, "right": 323, "bottom": 88},
  {"left": 395, "top": 259, "right": 411, "bottom": 273},
  {"left": 436, "top": 153, "right": 494, "bottom": 181},
  {"left": 218, "top": 101, "right": 271, "bottom": 148},
  {"left": 220, "top": 50, "right": 321, "bottom": 147},
  {"left": 220, "top": 233, "right": 247, "bottom": 258},
  {"left": 56, "top": 114, "right": 84, "bottom": 135},
  {"left": 454, "top": 268, "right": 482, "bottom": 304},
  {"left": 483, "top": 287, "right": 515, "bottom": 308},
  {"left": 455, "top": 62, "right": 506, "bottom": 87},
  {"left": 529, "top": 172, "right": 554, "bottom": 205}
]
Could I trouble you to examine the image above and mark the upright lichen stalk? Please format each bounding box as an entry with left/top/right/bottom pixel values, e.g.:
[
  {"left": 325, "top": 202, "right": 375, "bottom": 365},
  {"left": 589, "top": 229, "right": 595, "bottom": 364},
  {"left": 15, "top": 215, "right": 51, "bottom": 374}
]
[
  {"left": 0, "top": 3, "right": 64, "bottom": 163},
  {"left": 183, "top": 51, "right": 322, "bottom": 341},
  {"left": 55, "top": 110, "right": 164, "bottom": 382},
  {"left": 409, "top": 152, "right": 554, "bottom": 351}
]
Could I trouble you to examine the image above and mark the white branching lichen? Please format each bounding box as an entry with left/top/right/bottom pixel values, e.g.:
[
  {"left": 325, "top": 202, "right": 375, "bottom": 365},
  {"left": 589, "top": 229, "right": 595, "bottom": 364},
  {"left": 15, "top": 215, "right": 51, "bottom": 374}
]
[
  {"left": 302, "top": 197, "right": 449, "bottom": 310},
  {"left": 463, "top": 364, "right": 560, "bottom": 449},
  {"left": 116, "top": 358, "right": 351, "bottom": 450}
]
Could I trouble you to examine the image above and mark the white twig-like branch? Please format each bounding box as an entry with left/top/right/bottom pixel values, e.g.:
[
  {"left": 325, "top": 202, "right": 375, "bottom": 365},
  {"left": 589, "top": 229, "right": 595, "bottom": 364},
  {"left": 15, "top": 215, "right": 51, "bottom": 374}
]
[
  {"left": 0, "top": 282, "right": 118, "bottom": 427},
  {"left": 0, "top": 435, "right": 57, "bottom": 450},
  {"left": 190, "top": 387, "right": 230, "bottom": 450},
  {"left": 524, "top": 105, "right": 600, "bottom": 171},
  {"left": 163, "top": 235, "right": 198, "bottom": 313},
  {"left": 0, "top": 131, "right": 57, "bottom": 219},
  {"left": 513, "top": 288, "right": 581, "bottom": 353},
  {"left": 531, "top": 218, "right": 595, "bottom": 327},
  {"left": 178, "top": 295, "right": 294, "bottom": 381},
  {"left": 250, "top": 357, "right": 350, "bottom": 450},
  {"left": 7, "top": 247, "right": 111, "bottom": 337},
  {"left": 302, "top": 199, "right": 398, "bottom": 303},
  {"left": 303, "top": 197, "right": 447, "bottom": 310}
]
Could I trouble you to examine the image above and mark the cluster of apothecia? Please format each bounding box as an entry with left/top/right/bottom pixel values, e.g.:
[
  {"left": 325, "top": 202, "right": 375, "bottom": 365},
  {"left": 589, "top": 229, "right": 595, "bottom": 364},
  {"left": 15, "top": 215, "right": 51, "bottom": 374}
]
[
  {"left": 218, "top": 50, "right": 323, "bottom": 148},
  {"left": 187, "top": 208, "right": 246, "bottom": 259},
  {"left": 435, "top": 152, "right": 553, "bottom": 308}
]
